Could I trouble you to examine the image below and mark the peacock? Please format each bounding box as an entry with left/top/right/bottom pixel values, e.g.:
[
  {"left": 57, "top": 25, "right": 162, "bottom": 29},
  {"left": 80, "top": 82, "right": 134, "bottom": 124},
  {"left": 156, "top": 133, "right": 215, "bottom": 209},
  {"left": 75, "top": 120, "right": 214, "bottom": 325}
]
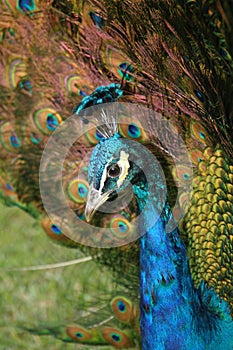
[
  {"left": 82, "top": 103, "right": 233, "bottom": 349},
  {"left": 0, "top": 0, "right": 233, "bottom": 348}
]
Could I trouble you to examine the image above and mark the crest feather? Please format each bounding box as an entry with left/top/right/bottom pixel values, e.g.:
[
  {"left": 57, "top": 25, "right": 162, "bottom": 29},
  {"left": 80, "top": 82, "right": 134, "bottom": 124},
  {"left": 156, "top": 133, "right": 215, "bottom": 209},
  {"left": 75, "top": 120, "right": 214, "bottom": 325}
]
[{"left": 96, "top": 109, "right": 118, "bottom": 139}]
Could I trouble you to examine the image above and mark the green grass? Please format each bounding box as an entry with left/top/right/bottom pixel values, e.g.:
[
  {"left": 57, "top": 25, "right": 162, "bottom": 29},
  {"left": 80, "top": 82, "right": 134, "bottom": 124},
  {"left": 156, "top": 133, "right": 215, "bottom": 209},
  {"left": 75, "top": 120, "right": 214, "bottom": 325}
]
[{"left": 0, "top": 203, "right": 114, "bottom": 349}]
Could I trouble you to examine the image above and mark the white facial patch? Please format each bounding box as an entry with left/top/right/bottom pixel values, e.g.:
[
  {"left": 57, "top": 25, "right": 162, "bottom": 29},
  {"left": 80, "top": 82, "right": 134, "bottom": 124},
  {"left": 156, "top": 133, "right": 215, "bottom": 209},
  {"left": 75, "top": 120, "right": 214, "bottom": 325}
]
[
  {"left": 98, "top": 150, "right": 130, "bottom": 193},
  {"left": 117, "top": 150, "right": 130, "bottom": 187},
  {"left": 99, "top": 156, "right": 113, "bottom": 193}
]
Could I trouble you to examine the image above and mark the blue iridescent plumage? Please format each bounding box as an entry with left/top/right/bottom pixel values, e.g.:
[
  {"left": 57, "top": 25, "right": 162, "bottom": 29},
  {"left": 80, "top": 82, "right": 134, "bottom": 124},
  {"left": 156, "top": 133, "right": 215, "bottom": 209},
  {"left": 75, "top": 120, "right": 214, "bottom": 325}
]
[
  {"left": 89, "top": 12, "right": 106, "bottom": 29},
  {"left": 17, "top": 0, "right": 36, "bottom": 12},
  {"left": 73, "top": 84, "right": 123, "bottom": 115}
]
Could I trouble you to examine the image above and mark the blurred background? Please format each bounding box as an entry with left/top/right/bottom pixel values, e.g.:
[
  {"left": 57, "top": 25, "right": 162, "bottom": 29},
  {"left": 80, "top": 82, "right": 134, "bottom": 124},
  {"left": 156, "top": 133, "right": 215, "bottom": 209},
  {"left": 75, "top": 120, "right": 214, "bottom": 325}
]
[{"left": 0, "top": 203, "right": 114, "bottom": 349}]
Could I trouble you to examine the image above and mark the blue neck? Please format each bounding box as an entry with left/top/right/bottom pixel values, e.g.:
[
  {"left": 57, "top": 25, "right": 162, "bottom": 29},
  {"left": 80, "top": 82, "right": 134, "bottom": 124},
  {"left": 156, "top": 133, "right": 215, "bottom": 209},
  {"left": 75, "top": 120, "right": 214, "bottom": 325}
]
[{"left": 135, "top": 185, "right": 233, "bottom": 350}]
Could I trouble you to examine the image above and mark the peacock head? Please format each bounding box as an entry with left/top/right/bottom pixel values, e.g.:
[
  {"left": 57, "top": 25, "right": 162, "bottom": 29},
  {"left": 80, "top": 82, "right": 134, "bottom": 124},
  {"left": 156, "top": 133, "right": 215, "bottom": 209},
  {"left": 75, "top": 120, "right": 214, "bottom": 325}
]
[{"left": 85, "top": 132, "right": 148, "bottom": 222}]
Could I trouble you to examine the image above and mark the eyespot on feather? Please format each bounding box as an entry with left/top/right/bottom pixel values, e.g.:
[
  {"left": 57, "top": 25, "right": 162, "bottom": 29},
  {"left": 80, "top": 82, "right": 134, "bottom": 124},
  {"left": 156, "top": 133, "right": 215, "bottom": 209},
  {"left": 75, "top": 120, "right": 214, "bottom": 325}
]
[
  {"left": 0, "top": 122, "right": 21, "bottom": 153},
  {"left": 67, "top": 179, "right": 89, "bottom": 204},
  {"left": 109, "top": 215, "right": 132, "bottom": 238},
  {"left": 5, "top": 59, "right": 27, "bottom": 89},
  {"left": 66, "top": 325, "right": 106, "bottom": 345},
  {"left": 3, "top": 0, "right": 36, "bottom": 13},
  {"left": 190, "top": 121, "right": 210, "bottom": 145},
  {"left": 64, "top": 74, "right": 92, "bottom": 97},
  {"left": 0, "top": 176, "right": 18, "bottom": 202},
  {"left": 172, "top": 165, "right": 193, "bottom": 185},
  {"left": 66, "top": 326, "right": 92, "bottom": 342},
  {"left": 41, "top": 217, "right": 79, "bottom": 247},
  {"left": 101, "top": 44, "right": 134, "bottom": 81},
  {"left": 32, "top": 107, "right": 62, "bottom": 135},
  {"left": 190, "top": 148, "right": 205, "bottom": 165},
  {"left": 84, "top": 124, "right": 105, "bottom": 145},
  {"left": 111, "top": 296, "right": 136, "bottom": 323},
  {"left": 101, "top": 327, "right": 133, "bottom": 348},
  {"left": 118, "top": 115, "right": 148, "bottom": 143}
]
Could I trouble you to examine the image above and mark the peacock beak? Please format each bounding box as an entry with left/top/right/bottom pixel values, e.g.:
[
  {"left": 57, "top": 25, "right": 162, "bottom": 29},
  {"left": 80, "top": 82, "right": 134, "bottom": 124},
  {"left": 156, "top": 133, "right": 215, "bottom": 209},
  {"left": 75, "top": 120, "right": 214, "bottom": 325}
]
[{"left": 85, "top": 183, "right": 112, "bottom": 222}]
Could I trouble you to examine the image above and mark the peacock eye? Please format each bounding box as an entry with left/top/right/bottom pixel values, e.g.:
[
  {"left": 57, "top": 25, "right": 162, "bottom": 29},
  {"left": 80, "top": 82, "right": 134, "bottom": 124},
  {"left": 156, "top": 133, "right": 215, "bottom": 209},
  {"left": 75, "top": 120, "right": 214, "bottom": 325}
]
[{"left": 108, "top": 164, "right": 121, "bottom": 178}]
